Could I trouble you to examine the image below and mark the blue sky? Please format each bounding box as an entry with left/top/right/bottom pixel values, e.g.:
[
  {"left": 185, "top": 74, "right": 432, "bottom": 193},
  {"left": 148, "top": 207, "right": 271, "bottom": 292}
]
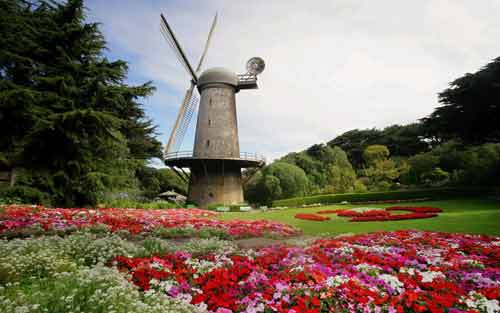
[{"left": 85, "top": 0, "right": 500, "bottom": 162}]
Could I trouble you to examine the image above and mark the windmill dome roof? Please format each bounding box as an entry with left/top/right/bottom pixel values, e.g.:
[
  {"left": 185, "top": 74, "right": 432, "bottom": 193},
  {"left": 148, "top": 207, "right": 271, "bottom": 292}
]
[{"left": 198, "top": 67, "right": 238, "bottom": 87}]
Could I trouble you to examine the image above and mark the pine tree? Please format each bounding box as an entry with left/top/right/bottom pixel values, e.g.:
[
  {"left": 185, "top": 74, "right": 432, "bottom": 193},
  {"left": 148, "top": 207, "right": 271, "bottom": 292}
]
[
  {"left": 0, "top": 0, "right": 161, "bottom": 205},
  {"left": 423, "top": 57, "right": 500, "bottom": 144}
]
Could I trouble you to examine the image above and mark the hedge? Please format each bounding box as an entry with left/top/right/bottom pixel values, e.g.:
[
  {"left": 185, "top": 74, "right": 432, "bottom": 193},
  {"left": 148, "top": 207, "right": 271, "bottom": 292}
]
[
  {"left": 206, "top": 203, "right": 248, "bottom": 212},
  {"left": 272, "top": 187, "right": 499, "bottom": 208}
]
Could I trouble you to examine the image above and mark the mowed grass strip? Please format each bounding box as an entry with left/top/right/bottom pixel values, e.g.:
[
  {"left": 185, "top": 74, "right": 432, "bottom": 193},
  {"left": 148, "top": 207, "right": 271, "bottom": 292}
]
[{"left": 218, "top": 199, "right": 500, "bottom": 236}]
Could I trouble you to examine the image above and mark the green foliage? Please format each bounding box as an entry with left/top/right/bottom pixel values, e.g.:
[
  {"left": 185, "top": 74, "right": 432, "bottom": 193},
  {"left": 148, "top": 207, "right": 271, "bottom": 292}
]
[
  {"left": 359, "top": 145, "right": 400, "bottom": 190},
  {"left": 423, "top": 57, "right": 500, "bottom": 144},
  {"left": 408, "top": 153, "right": 440, "bottom": 183},
  {"left": 363, "top": 145, "right": 390, "bottom": 165},
  {"left": 0, "top": 0, "right": 161, "bottom": 206},
  {"left": 279, "top": 145, "right": 360, "bottom": 195},
  {"left": 245, "top": 162, "right": 309, "bottom": 205},
  {"left": 156, "top": 168, "right": 188, "bottom": 194},
  {"left": 136, "top": 167, "right": 188, "bottom": 200},
  {"left": 324, "top": 146, "right": 358, "bottom": 193},
  {"left": 327, "top": 124, "right": 429, "bottom": 168},
  {"left": 0, "top": 185, "right": 50, "bottom": 205},
  {"left": 421, "top": 167, "right": 450, "bottom": 185}
]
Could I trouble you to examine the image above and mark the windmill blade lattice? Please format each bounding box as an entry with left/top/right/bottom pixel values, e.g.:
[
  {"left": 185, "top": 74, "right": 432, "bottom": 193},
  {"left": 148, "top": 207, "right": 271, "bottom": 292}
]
[
  {"left": 173, "top": 88, "right": 199, "bottom": 152},
  {"left": 165, "top": 84, "right": 196, "bottom": 154}
]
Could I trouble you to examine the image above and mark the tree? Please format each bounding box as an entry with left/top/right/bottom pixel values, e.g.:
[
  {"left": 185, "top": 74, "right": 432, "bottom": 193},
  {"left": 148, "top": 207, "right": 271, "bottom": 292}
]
[
  {"left": 264, "top": 162, "right": 309, "bottom": 199},
  {"left": 361, "top": 145, "right": 399, "bottom": 190},
  {"left": 422, "top": 57, "right": 500, "bottom": 144},
  {"left": 363, "top": 145, "right": 390, "bottom": 166},
  {"left": 327, "top": 125, "right": 429, "bottom": 168},
  {"left": 328, "top": 129, "right": 382, "bottom": 168},
  {"left": 244, "top": 162, "right": 309, "bottom": 205},
  {"left": 407, "top": 153, "right": 440, "bottom": 184},
  {"left": 325, "top": 146, "right": 358, "bottom": 193},
  {"left": 136, "top": 167, "right": 188, "bottom": 200},
  {"left": 0, "top": 0, "right": 161, "bottom": 205},
  {"left": 156, "top": 168, "right": 188, "bottom": 195}
]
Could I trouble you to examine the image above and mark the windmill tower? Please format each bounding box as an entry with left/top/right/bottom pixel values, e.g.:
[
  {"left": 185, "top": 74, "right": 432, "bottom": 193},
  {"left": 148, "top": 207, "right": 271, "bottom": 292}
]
[{"left": 160, "top": 13, "right": 266, "bottom": 208}]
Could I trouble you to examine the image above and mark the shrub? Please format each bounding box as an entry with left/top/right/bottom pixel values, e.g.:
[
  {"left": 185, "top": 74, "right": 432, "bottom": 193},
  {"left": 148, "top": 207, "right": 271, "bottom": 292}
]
[
  {"left": 206, "top": 203, "right": 248, "bottom": 212},
  {"left": 0, "top": 186, "right": 50, "bottom": 205}
]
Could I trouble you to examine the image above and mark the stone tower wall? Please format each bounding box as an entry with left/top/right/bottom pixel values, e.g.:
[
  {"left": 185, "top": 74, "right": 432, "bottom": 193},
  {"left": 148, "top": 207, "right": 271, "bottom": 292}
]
[{"left": 193, "top": 84, "right": 240, "bottom": 158}]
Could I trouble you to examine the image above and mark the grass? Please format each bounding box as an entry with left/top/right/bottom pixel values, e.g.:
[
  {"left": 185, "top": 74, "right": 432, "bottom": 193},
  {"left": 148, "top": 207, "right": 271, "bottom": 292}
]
[{"left": 219, "top": 198, "right": 500, "bottom": 236}]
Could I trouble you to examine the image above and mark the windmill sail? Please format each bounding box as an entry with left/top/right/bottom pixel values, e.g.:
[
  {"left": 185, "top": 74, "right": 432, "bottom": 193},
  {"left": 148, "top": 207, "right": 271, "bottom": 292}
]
[
  {"left": 161, "top": 12, "right": 217, "bottom": 155},
  {"left": 160, "top": 14, "right": 198, "bottom": 82},
  {"left": 165, "top": 83, "right": 196, "bottom": 154},
  {"left": 173, "top": 88, "right": 199, "bottom": 151},
  {"left": 195, "top": 13, "right": 218, "bottom": 73}
]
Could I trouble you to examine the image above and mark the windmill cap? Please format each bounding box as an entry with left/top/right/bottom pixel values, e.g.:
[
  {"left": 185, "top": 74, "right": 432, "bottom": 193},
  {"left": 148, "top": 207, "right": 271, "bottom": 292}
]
[{"left": 198, "top": 67, "right": 238, "bottom": 87}]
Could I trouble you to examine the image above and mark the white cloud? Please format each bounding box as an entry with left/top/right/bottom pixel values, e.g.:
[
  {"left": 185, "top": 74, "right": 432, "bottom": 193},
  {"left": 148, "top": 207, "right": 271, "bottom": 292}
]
[{"left": 86, "top": 0, "right": 500, "bottom": 161}]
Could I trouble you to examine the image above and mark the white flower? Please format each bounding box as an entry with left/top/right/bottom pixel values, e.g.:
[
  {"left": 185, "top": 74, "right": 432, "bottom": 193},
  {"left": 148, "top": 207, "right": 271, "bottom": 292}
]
[
  {"left": 378, "top": 274, "right": 404, "bottom": 294},
  {"left": 419, "top": 271, "right": 445, "bottom": 283},
  {"left": 326, "top": 275, "right": 350, "bottom": 288},
  {"left": 465, "top": 292, "right": 500, "bottom": 313}
]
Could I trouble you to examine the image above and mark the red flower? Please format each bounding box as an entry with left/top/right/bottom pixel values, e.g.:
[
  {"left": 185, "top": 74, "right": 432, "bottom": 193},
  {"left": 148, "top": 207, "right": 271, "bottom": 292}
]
[{"left": 294, "top": 213, "right": 330, "bottom": 221}]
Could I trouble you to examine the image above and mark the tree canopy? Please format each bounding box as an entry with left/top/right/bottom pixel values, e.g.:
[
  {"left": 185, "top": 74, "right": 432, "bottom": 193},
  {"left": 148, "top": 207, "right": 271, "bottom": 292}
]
[
  {"left": 0, "top": 0, "right": 161, "bottom": 205},
  {"left": 423, "top": 57, "right": 500, "bottom": 144},
  {"left": 327, "top": 124, "right": 429, "bottom": 168}
]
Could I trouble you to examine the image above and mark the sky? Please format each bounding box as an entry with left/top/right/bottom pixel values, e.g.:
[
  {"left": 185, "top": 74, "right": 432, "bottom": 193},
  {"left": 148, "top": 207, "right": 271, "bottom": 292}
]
[{"left": 86, "top": 0, "right": 500, "bottom": 163}]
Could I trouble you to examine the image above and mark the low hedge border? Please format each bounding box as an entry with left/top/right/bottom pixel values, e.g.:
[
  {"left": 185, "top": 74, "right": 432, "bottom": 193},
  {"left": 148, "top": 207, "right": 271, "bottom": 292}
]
[
  {"left": 272, "top": 187, "right": 499, "bottom": 208},
  {"left": 206, "top": 203, "right": 249, "bottom": 212}
]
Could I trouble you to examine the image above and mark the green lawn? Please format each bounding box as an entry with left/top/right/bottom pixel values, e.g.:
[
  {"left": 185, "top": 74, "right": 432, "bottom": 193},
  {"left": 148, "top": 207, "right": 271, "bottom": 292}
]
[{"left": 219, "top": 198, "right": 500, "bottom": 236}]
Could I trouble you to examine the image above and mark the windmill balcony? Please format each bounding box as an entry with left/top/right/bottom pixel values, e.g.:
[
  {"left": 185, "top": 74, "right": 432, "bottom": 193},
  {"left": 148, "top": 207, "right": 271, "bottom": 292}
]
[{"left": 164, "top": 150, "right": 266, "bottom": 168}]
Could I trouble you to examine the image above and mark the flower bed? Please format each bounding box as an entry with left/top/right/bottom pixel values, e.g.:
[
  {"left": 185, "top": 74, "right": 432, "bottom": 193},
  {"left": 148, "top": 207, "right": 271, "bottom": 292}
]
[
  {"left": 112, "top": 230, "right": 500, "bottom": 313},
  {"left": 0, "top": 206, "right": 300, "bottom": 238},
  {"left": 337, "top": 209, "right": 391, "bottom": 218},
  {"left": 294, "top": 213, "right": 330, "bottom": 221},
  {"left": 351, "top": 212, "right": 439, "bottom": 222},
  {"left": 321, "top": 206, "right": 444, "bottom": 222},
  {"left": 386, "top": 206, "right": 444, "bottom": 213}
]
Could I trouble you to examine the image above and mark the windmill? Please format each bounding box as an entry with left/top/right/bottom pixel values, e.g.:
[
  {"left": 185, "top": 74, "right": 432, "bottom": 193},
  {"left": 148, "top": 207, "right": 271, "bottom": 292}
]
[{"left": 160, "top": 12, "right": 266, "bottom": 208}]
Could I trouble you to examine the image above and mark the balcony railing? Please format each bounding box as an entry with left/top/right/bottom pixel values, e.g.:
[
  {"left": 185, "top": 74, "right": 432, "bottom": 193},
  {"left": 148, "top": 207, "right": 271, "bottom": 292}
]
[{"left": 164, "top": 150, "right": 265, "bottom": 163}]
